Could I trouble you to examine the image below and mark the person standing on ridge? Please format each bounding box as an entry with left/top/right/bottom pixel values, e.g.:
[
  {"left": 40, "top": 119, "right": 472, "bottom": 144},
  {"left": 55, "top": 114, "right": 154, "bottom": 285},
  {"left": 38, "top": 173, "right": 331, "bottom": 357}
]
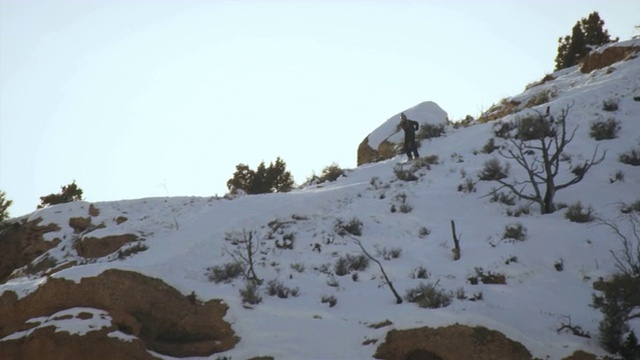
[{"left": 400, "top": 112, "right": 420, "bottom": 161}]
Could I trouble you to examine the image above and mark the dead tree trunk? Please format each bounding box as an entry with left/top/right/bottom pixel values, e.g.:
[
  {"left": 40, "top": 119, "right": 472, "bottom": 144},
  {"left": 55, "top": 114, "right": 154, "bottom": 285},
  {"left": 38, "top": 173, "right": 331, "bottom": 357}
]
[{"left": 451, "top": 220, "right": 461, "bottom": 260}]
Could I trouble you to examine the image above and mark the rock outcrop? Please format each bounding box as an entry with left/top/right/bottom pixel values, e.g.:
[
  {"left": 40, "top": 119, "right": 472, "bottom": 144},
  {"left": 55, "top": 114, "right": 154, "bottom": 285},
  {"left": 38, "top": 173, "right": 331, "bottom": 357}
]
[
  {"left": 73, "top": 233, "right": 139, "bottom": 258},
  {"left": 357, "top": 101, "right": 448, "bottom": 166},
  {"left": 0, "top": 269, "right": 239, "bottom": 359},
  {"left": 374, "top": 324, "right": 532, "bottom": 360},
  {"left": 0, "top": 218, "right": 60, "bottom": 283},
  {"left": 580, "top": 41, "right": 640, "bottom": 73}
]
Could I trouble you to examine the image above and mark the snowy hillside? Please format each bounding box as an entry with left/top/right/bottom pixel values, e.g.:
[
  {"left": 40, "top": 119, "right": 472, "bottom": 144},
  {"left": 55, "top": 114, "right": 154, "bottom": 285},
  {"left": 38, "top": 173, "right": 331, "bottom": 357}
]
[{"left": 1, "top": 40, "right": 639, "bottom": 359}]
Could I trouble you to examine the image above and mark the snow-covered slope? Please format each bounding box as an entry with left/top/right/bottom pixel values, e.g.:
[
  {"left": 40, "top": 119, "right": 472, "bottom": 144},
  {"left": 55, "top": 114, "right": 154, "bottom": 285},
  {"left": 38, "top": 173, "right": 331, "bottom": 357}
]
[{"left": 2, "top": 40, "right": 639, "bottom": 359}]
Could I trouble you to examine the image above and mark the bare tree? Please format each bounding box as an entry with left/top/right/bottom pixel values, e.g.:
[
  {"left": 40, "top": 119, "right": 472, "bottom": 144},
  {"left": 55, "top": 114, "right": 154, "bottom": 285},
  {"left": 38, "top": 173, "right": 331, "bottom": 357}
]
[
  {"left": 593, "top": 211, "right": 640, "bottom": 354},
  {"left": 598, "top": 211, "right": 640, "bottom": 277},
  {"left": 483, "top": 104, "right": 605, "bottom": 214},
  {"left": 225, "top": 230, "right": 262, "bottom": 284}
]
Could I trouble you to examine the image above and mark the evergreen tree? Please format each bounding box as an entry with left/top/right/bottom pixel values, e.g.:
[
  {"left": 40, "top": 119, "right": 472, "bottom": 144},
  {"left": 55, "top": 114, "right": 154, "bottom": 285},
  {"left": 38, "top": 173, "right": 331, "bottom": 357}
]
[
  {"left": 0, "top": 190, "right": 12, "bottom": 222},
  {"left": 38, "top": 180, "right": 84, "bottom": 208},
  {"left": 251, "top": 162, "right": 269, "bottom": 194},
  {"left": 226, "top": 164, "right": 255, "bottom": 194},
  {"left": 554, "top": 11, "right": 616, "bottom": 70},
  {"left": 581, "top": 12, "right": 613, "bottom": 48},
  {"left": 555, "top": 35, "right": 572, "bottom": 71},
  {"left": 267, "top": 157, "right": 294, "bottom": 193},
  {"left": 227, "top": 157, "right": 294, "bottom": 195}
]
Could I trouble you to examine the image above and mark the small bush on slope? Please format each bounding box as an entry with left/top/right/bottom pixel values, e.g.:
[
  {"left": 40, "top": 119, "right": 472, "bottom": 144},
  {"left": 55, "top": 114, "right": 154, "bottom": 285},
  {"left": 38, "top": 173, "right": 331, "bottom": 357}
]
[
  {"left": 565, "top": 202, "right": 595, "bottom": 223},
  {"left": 619, "top": 146, "right": 640, "bottom": 166},
  {"left": 335, "top": 217, "right": 363, "bottom": 236},
  {"left": 266, "top": 279, "right": 300, "bottom": 299},
  {"left": 207, "top": 262, "right": 244, "bottom": 283},
  {"left": 502, "top": 223, "right": 527, "bottom": 241},
  {"left": 404, "top": 282, "right": 453, "bottom": 309},
  {"left": 334, "top": 254, "right": 369, "bottom": 276},
  {"left": 240, "top": 281, "right": 262, "bottom": 305},
  {"left": 590, "top": 118, "right": 620, "bottom": 140}
]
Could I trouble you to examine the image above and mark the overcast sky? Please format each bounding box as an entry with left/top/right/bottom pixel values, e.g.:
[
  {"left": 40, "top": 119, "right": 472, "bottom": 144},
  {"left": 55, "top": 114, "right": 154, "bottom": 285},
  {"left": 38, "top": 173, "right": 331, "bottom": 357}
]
[{"left": 1, "top": 0, "right": 638, "bottom": 218}]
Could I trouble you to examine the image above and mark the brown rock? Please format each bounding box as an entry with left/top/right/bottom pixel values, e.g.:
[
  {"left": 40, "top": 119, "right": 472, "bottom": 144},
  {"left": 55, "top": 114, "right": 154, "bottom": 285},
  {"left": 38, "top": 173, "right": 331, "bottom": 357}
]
[
  {"left": 0, "top": 219, "right": 60, "bottom": 284},
  {"left": 357, "top": 137, "right": 397, "bottom": 166},
  {"left": 562, "top": 350, "right": 597, "bottom": 360},
  {"left": 580, "top": 45, "right": 639, "bottom": 73},
  {"left": 74, "top": 234, "right": 138, "bottom": 258},
  {"left": 0, "top": 326, "right": 155, "bottom": 360},
  {"left": 374, "top": 324, "right": 532, "bottom": 360},
  {"left": 69, "top": 217, "right": 92, "bottom": 233},
  {"left": 89, "top": 204, "right": 100, "bottom": 217},
  {"left": 115, "top": 216, "right": 128, "bottom": 225},
  {"left": 0, "top": 269, "right": 239, "bottom": 358}
]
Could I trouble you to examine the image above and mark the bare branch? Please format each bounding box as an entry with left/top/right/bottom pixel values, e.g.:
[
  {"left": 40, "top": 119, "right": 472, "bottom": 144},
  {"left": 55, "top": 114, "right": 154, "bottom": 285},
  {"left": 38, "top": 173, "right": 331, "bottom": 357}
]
[
  {"left": 490, "top": 103, "right": 601, "bottom": 214},
  {"left": 352, "top": 236, "right": 403, "bottom": 304}
]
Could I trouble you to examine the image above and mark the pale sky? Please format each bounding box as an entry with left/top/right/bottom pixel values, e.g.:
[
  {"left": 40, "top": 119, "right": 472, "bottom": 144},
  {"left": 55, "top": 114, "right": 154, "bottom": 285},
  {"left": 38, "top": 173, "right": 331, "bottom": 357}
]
[{"left": 1, "top": 0, "right": 638, "bottom": 218}]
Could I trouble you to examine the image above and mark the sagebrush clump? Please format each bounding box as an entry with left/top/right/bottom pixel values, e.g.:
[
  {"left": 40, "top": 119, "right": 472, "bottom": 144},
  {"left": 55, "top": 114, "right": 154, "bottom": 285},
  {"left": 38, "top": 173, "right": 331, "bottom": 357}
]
[
  {"left": 502, "top": 223, "right": 527, "bottom": 241},
  {"left": 307, "top": 163, "right": 345, "bottom": 185},
  {"left": 602, "top": 98, "right": 620, "bottom": 112},
  {"left": 416, "top": 123, "right": 446, "bottom": 141},
  {"left": 321, "top": 294, "right": 337, "bottom": 307},
  {"left": 619, "top": 146, "right": 640, "bottom": 166},
  {"left": 565, "top": 202, "right": 595, "bottom": 223},
  {"left": 266, "top": 279, "right": 300, "bottom": 299},
  {"left": 334, "top": 254, "right": 369, "bottom": 276},
  {"left": 590, "top": 118, "right": 620, "bottom": 140},
  {"left": 404, "top": 282, "right": 453, "bottom": 309},
  {"left": 335, "top": 217, "right": 363, "bottom": 236},
  {"left": 410, "top": 266, "right": 430, "bottom": 279},
  {"left": 239, "top": 281, "right": 262, "bottom": 305},
  {"left": 208, "top": 262, "right": 244, "bottom": 283},
  {"left": 478, "top": 158, "right": 510, "bottom": 181}
]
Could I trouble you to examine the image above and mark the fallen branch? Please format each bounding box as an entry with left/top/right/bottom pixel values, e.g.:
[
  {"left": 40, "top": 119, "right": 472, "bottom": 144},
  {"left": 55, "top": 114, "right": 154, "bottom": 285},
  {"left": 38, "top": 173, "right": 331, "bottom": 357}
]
[{"left": 352, "top": 237, "right": 403, "bottom": 304}]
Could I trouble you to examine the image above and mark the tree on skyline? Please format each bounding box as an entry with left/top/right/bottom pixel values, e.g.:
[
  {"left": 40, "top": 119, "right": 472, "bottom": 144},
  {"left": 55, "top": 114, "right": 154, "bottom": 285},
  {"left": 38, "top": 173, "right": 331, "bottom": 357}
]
[{"left": 555, "top": 11, "right": 617, "bottom": 70}]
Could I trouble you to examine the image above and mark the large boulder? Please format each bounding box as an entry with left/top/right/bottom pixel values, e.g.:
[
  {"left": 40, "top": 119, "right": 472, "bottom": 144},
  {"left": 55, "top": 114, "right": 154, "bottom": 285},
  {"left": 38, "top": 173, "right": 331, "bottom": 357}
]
[
  {"left": 357, "top": 101, "right": 448, "bottom": 166},
  {"left": 374, "top": 324, "right": 532, "bottom": 360},
  {"left": 0, "top": 269, "right": 239, "bottom": 359},
  {"left": 580, "top": 39, "right": 640, "bottom": 73}
]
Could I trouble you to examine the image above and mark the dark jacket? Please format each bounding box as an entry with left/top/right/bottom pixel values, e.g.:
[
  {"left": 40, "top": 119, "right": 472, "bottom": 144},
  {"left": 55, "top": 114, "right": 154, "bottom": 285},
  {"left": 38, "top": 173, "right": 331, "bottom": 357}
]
[{"left": 400, "top": 119, "right": 419, "bottom": 141}]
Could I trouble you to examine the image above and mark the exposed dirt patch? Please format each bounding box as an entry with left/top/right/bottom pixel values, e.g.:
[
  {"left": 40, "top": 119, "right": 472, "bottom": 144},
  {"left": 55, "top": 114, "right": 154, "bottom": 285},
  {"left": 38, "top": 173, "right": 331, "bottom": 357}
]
[
  {"left": 116, "top": 216, "right": 128, "bottom": 225},
  {"left": 74, "top": 234, "right": 138, "bottom": 258},
  {"left": 0, "top": 218, "right": 61, "bottom": 284},
  {"left": 580, "top": 45, "right": 639, "bottom": 73},
  {"left": 69, "top": 217, "right": 92, "bottom": 233},
  {"left": 478, "top": 99, "right": 521, "bottom": 123},
  {"left": 0, "top": 269, "right": 238, "bottom": 358},
  {"left": 374, "top": 324, "right": 532, "bottom": 360}
]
